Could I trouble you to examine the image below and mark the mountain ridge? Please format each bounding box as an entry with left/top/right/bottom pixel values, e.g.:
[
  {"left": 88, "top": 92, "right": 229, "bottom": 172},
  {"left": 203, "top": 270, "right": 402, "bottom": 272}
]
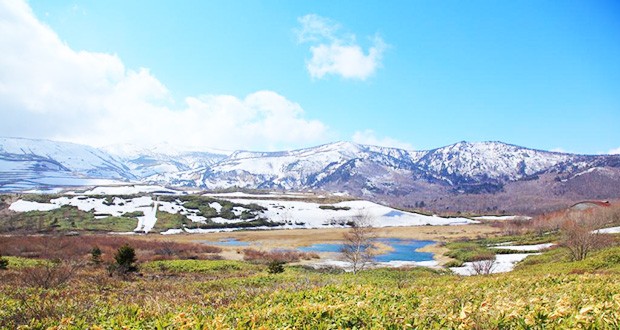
[{"left": 2, "top": 136, "right": 619, "bottom": 213}]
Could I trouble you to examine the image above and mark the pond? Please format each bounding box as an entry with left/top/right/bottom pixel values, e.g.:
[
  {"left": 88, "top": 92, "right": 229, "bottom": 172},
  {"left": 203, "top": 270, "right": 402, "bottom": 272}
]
[
  {"left": 197, "top": 238, "right": 251, "bottom": 246},
  {"left": 298, "top": 238, "right": 436, "bottom": 262}
]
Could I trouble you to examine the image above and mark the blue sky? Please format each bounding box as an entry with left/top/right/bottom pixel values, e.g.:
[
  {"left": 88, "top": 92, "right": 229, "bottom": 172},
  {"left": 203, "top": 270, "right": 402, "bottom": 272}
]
[{"left": 1, "top": 0, "right": 618, "bottom": 154}]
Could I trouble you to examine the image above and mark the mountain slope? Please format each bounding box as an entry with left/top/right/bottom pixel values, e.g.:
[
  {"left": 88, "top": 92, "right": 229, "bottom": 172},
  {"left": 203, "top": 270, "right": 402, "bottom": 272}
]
[
  {"left": 101, "top": 143, "right": 230, "bottom": 186},
  {"left": 1, "top": 137, "right": 619, "bottom": 213},
  {"left": 0, "top": 137, "right": 133, "bottom": 190}
]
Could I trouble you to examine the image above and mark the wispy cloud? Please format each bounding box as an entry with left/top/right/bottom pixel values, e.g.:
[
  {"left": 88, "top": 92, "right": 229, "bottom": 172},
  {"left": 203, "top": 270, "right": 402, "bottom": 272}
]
[
  {"left": 352, "top": 130, "right": 413, "bottom": 150},
  {"left": 296, "top": 14, "right": 387, "bottom": 81},
  {"left": 0, "top": 0, "right": 330, "bottom": 151},
  {"left": 609, "top": 147, "right": 620, "bottom": 155}
]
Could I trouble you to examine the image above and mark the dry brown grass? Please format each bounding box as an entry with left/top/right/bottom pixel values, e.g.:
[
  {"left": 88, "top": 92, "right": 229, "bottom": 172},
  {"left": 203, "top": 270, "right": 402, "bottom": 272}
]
[
  {"left": 242, "top": 248, "right": 319, "bottom": 263},
  {"left": 0, "top": 235, "right": 222, "bottom": 262}
]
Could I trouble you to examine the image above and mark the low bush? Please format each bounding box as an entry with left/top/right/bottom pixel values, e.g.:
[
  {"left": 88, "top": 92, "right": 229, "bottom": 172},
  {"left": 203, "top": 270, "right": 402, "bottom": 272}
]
[
  {"left": 267, "top": 260, "right": 286, "bottom": 274},
  {"left": 22, "top": 260, "right": 81, "bottom": 289},
  {"left": 444, "top": 260, "right": 464, "bottom": 267},
  {"left": 318, "top": 205, "right": 351, "bottom": 211},
  {"left": 444, "top": 241, "right": 495, "bottom": 262},
  {"left": 0, "top": 255, "right": 8, "bottom": 270}
]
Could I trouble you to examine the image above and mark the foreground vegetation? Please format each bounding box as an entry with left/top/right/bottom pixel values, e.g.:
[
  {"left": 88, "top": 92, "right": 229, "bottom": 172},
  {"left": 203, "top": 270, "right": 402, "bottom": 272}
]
[
  {"left": 1, "top": 199, "right": 619, "bottom": 329},
  {"left": 0, "top": 240, "right": 619, "bottom": 329}
]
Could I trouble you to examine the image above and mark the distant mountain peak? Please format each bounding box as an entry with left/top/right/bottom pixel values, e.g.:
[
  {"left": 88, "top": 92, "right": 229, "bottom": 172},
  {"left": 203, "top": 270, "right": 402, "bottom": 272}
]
[{"left": 2, "top": 137, "right": 620, "bottom": 214}]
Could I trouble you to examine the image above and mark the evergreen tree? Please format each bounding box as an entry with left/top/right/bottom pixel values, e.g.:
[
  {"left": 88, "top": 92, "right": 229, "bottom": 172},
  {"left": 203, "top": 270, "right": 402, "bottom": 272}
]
[
  {"left": 114, "top": 244, "right": 137, "bottom": 273},
  {"left": 90, "top": 246, "right": 102, "bottom": 265}
]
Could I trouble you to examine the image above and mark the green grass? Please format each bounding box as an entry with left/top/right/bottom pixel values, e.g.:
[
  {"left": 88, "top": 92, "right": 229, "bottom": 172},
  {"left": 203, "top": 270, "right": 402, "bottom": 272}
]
[
  {"left": 1, "top": 242, "right": 620, "bottom": 329},
  {"left": 1, "top": 256, "right": 44, "bottom": 269},
  {"left": 153, "top": 210, "right": 192, "bottom": 232},
  {"left": 0, "top": 205, "right": 138, "bottom": 232},
  {"left": 444, "top": 234, "right": 559, "bottom": 262},
  {"left": 443, "top": 241, "right": 495, "bottom": 262},
  {"left": 515, "top": 245, "right": 620, "bottom": 274},
  {"left": 142, "top": 259, "right": 260, "bottom": 274}
]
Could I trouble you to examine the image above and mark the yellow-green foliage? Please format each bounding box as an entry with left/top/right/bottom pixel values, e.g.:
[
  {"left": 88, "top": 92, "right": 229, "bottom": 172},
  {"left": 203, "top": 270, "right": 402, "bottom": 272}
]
[
  {"left": 143, "top": 259, "right": 259, "bottom": 274},
  {"left": 1, "top": 249, "right": 619, "bottom": 329},
  {"left": 2, "top": 256, "right": 43, "bottom": 269}
]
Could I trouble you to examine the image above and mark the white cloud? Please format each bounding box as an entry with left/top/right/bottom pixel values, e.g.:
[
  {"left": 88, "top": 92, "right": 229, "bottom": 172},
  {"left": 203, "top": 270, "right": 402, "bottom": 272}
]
[
  {"left": 296, "top": 14, "right": 340, "bottom": 43},
  {"left": 0, "top": 0, "right": 329, "bottom": 151},
  {"left": 352, "top": 130, "right": 414, "bottom": 150},
  {"left": 550, "top": 147, "right": 567, "bottom": 153},
  {"left": 609, "top": 147, "right": 620, "bottom": 155},
  {"left": 297, "top": 14, "right": 386, "bottom": 81}
]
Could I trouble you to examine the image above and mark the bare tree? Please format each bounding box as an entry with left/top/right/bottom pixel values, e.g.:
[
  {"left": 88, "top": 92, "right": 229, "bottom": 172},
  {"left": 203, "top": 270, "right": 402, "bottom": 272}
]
[
  {"left": 561, "top": 209, "right": 611, "bottom": 261},
  {"left": 340, "top": 210, "right": 376, "bottom": 274},
  {"left": 22, "top": 260, "right": 80, "bottom": 289},
  {"left": 471, "top": 258, "right": 495, "bottom": 275},
  {"left": 155, "top": 240, "right": 180, "bottom": 257}
]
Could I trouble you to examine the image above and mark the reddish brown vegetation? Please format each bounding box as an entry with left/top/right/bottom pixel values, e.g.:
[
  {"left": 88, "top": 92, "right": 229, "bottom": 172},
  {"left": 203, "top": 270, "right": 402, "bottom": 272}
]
[
  {"left": 242, "top": 248, "right": 319, "bottom": 263},
  {"left": 497, "top": 203, "right": 620, "bottom": 238},
  {"left": 0, "top": 235, "right": 222, "bottom": 262}
]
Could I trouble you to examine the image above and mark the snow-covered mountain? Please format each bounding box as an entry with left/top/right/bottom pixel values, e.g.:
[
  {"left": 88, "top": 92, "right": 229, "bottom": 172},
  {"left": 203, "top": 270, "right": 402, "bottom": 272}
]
[
  {"left": 0, "top": 137, "right": 133, "bottom": 191},
  {"left": 100, "top": 143, "right": 230, "bottom": 186},
  {"left": 2, "top": 137, "right": 619, "bottom": 212},
  {"left": 194, "top": 141, "right": 589, "bottom": 191}
]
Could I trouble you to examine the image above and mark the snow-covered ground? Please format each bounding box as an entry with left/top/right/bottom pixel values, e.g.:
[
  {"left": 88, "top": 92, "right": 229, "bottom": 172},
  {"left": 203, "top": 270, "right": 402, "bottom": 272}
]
[
  {"left": 491, "top": 243, "right": 554, "bottom": 251},
  {"left": 9, "top": 200, "right": 61, "bottom": 212},
  {"left": 593, "top": 226, "right": 620, "bottom": 234},
  {"left": 450, "top": 253, "right": 539, "bottom": 276},
  {"left": 450, "top": 241, "right": 556, "bottom": 275},
  {"left": 8, "top": 192, "right": 479, "bottom": 233},
  {"left": 474, "top": 215, "right": 532, "bottom": 221},
  {"left": 210, "top": 198, "right": 478, "bottom": 228}
]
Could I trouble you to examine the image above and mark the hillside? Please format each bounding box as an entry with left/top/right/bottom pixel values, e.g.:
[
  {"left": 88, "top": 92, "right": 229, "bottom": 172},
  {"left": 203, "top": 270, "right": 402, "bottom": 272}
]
[
  {"left": 2, "top": 137, "right": 620, "bottom": 213},
  {"left": 1, "top": 238, "right": 619, "bottom": 329}
]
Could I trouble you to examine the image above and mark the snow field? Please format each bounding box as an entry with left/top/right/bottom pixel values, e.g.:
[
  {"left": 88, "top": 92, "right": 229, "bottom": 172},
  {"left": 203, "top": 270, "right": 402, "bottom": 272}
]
[
  {"left": 8, "top": 194, "right": 479, "bottom": 233},
  {"left": 491, "top": 243, "right": 554, "bottom": 251},
  {"left": 450, "top": 253, "right": 539, "bottom": 276}
]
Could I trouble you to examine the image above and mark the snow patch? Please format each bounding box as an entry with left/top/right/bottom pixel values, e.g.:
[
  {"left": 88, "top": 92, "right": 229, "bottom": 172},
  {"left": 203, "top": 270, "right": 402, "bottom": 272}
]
[
  {"left": 491, "top": 243, "right": 554, "bottom": 251},
  {"left": 9, "top": 200, "right": 60, "bottom": 212},
  {"left": 450, "top": 253, "right": 538, "bottom": 276},
  {"left": 593, "top": 226, "right": 620, "bottom": 234}
]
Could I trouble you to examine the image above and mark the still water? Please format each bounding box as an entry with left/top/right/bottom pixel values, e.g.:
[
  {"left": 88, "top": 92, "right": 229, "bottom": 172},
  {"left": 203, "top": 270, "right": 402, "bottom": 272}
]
[{"left": 298, "top": 238, "right": 435, "bottom": 262}]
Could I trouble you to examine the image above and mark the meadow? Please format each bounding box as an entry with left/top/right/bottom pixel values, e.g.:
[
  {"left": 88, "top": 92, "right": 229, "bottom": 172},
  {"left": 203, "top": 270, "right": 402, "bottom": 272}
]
[
  {"left": 1, "top": 202, "right": 619, "bottom": 329},
  {"left": 1, "top": 235, "right": 619, "bottom": 329}
]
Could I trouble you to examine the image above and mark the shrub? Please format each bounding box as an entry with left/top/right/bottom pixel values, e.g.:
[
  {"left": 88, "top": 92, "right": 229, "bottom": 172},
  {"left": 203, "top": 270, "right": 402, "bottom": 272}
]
[
  {"left": 471, "top": 258, "right": 496, "bottom": 275},
  {"left": 561, "top": 210, "right": 612, "bottom": 261},
  {"left": 113, "top": 244, "right": 138, "bottom": 274},
  {"left": 0, "top": 255, "right": 8, "bottom": 270},
  {"left": 444, "top": 260, "right": 464, "bottom": 267},
  {"left": 121, "top": 211, "right": 144, "bottom": 218},
  {"left": 91, "top": 246, "right": 102, "bottom": 265},
  {"left": 267, "top": 260, "right": 285, "bottom": 274},
  {"left": 319, "top": 205, "right": 351, "bottom": 211},
  {"left": 22, "top": 260, "right": 80, "bottom": 288}
]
